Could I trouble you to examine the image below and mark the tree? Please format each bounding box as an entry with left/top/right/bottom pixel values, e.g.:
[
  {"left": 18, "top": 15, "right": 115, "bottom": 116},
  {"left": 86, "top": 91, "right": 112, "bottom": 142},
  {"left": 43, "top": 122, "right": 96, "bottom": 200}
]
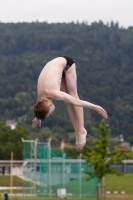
[
  {"left": 0, "top": 122, "right": 29, "bottom": 160},
  {"left": 64, "top": 146, "right": 82, "bottom": 159},
  {"left": 82, "top": 119, "right": 132, "bottom": 199},
  {"left": 0, "top": 22, "right": 133, "bottom": 143}
]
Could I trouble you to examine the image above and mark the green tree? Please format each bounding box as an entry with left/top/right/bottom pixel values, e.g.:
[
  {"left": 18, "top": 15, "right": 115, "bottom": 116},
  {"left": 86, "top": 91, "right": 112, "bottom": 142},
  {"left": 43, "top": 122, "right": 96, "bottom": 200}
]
[
  {"left": 0, "top": 22, "right": 133, "bottom": 143},
  {"left": 83, "top": 119, "right": 132, "bottom": 199},
  {"left": 0, "top": 122, "right": 29, "bottom": 160},
  {"left": 64, "top": 146, "right": 82, "bottom": 159}
]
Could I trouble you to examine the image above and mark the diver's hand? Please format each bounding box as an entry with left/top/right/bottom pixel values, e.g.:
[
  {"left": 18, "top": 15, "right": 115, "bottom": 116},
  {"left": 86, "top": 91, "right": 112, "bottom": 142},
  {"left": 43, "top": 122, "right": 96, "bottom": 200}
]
[
  {"left": 32, "top": 117, "right": 41, "bottom": 128},
  {"left": 94, "top": 105, "right": 108, "bottom": 119}
]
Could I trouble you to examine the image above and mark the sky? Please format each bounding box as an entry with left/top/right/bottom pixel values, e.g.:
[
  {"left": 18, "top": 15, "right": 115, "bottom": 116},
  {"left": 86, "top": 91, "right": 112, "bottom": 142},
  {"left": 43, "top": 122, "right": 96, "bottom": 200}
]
[{"left": 0, "top": 0, "right": 133, "bottom": 28}]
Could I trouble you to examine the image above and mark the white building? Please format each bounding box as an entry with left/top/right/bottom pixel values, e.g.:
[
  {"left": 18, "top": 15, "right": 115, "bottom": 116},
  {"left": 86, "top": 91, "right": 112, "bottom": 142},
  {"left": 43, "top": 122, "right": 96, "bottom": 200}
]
[
  {"left": 5, "top": 120, "right": 17, "bottom": 130},
  {"left": 0, "top": 160, "right": 24, "bottom": 175}
]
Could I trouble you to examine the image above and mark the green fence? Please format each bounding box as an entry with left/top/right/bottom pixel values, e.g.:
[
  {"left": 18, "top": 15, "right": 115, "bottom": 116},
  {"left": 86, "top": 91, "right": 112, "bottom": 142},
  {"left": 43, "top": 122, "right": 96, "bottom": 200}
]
[{"left": 23, "top": 139, "right": 98, "bottom": 198}]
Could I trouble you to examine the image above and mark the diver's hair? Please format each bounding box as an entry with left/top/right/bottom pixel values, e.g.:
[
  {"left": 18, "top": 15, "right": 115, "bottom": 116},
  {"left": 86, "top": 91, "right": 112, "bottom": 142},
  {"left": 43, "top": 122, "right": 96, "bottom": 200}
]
[{"left": 34, "top": 98, "right": 50, "bottom": 120}]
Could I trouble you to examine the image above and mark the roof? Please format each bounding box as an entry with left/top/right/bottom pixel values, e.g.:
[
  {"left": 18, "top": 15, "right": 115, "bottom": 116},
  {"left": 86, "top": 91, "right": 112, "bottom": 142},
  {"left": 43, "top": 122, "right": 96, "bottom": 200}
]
[
  {"left": 0, "top": 160, "right": 24, "bottom": 164},
  {"left": 122, "top": 160, "right": 133, "bottom": 164}
]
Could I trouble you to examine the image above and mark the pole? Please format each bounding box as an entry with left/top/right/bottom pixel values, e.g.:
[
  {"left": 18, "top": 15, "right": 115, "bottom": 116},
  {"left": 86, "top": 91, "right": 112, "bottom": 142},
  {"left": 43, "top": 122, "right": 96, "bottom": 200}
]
[
  {"left": 79, "top": 153, "right": 82, "bottom": 198},
  {"left": 10, "top": 151, "right": 13, "bottom": 194},
  {"left": 63, "top": 153, "right": 66, "bottom": 188},
  {"left": 34, "top": 139, "right": 38, "bottom": 196},
  {"left": 48, "top": 138, "right": 51, "bottom": 197}
]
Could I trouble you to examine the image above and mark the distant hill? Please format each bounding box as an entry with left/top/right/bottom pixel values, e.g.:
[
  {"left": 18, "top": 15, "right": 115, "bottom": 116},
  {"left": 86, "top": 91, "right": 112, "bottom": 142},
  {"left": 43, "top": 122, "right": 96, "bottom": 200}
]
[{"left": 0, "top": 21, "right": 133, "bottom": 144}]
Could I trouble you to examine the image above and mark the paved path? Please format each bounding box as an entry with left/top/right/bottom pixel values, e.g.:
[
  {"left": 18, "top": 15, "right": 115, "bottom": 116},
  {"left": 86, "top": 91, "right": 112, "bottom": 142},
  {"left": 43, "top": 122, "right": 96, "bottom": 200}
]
[{"left": 106, "top": 194, "right": 133, "bottom": 199}]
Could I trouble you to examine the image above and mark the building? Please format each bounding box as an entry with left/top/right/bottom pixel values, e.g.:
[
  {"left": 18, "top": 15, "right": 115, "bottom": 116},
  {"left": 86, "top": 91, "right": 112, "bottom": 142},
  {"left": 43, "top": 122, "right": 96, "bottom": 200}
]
[
  {"left": 5, "top": 120, "right": 17, "bottom": 130},
  {"left": 0, "top": 160, "right": 24, "bottom": 175}
]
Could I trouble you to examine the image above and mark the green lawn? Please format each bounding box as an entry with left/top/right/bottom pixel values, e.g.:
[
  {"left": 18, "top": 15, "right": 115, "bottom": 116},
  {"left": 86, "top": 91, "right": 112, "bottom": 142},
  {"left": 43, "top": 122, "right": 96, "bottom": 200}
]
[
  {"left": 105, "top": 174, "right": 133, "bottom": 194},
  {"left": 0, "top": 174, "right": 133, "bottom": 198},
  {"left": 0, "top": 175, "right": 23, "bottom": 186}
]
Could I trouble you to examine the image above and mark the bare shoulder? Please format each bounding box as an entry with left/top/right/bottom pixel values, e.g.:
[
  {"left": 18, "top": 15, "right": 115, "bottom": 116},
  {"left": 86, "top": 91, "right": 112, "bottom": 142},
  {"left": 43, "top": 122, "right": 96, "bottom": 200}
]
[
  {"left": 38, "top": 89, "right": 49, "bottom": 96},
  {"left": 51, "top": 90, "right": 75, "bottom": 102},
  {"left": 38, "top": 89, "right": 63, "bottom": 100},
  {"left": 50, "top": 90, "right": 64, "bottom": 100}
]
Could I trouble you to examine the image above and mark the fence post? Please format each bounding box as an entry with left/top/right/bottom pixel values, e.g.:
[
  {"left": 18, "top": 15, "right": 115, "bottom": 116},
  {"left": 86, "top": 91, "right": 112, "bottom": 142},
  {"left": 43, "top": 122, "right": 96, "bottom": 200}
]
[{"left": 96, "top": 186, "right": 106, "bottom": 200}]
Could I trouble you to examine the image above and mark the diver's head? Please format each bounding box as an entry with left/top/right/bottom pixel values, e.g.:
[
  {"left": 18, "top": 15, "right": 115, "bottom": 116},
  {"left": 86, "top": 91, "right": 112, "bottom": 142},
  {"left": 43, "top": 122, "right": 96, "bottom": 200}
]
[{"left": 34, "top": 97, "right": 55, "bottom": 121}]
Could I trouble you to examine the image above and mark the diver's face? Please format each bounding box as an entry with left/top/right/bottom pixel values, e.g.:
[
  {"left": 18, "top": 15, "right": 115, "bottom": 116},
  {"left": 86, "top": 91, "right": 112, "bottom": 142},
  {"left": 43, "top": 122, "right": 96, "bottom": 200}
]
[{"left": 46, "top": 103, "right": 55, "bottom": 118}]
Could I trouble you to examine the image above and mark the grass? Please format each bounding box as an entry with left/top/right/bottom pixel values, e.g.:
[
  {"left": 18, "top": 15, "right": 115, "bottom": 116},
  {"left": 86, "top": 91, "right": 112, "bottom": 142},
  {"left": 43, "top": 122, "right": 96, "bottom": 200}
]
[
  {"left": 0, "top": 175, "right": 23, "bottom": 186},
  {"left": 105, "top": 174, "right": 133, "bottom": 194},
  {"left": 0, "top": 174, "right": 133, "bottom": 199}
]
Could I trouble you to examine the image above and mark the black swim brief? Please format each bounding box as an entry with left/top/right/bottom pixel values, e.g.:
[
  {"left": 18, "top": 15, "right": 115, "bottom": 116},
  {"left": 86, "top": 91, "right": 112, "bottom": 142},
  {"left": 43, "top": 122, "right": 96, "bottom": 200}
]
[{"left": 62, "top": 56, "right": 75, "bottom": 76}]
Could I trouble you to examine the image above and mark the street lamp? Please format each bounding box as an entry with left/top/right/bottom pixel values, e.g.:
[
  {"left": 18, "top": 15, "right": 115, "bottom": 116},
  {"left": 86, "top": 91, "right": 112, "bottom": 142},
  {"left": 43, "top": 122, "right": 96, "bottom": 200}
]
[
  {"left": 63, "top": 153, "right": 66, "bottom": 188},
  {"left": 79, "top": 153, "right": 82, "bottom": 198}
]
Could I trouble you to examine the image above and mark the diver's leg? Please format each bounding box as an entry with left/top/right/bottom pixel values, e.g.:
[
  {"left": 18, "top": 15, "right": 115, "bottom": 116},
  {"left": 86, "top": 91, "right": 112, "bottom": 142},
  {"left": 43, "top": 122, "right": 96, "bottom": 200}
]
[
  {"left": 61, "top": 77, "right": 78, "bottom": 133},
  {"left": 64, "top": 64, "right": 87, "bottom": 148}
]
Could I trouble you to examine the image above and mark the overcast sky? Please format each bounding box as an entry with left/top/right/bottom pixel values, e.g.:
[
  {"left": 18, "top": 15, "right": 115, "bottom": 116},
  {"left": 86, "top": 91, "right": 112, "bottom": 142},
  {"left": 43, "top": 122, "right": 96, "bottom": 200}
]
[{"left": 0, "top": 0, "right": 133, "bottom": 28}]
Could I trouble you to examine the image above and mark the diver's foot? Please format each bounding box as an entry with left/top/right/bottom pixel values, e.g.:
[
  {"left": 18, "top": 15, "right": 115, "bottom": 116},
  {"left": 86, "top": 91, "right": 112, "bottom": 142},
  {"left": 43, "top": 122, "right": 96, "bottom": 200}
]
[{"left": 76, "top": 130, "right": 87, "bottom": 149}]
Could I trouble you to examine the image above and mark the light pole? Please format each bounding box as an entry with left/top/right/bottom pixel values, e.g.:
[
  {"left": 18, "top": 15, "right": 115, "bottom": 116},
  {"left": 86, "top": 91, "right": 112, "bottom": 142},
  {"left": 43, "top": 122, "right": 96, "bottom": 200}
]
[
  {"left": 34, "top": 138, "right": 39, "bottom": 195},
  {"left": 79, "top": 153, "right": 82, "bottom": 198},
  {"left": 48, "top": 138, "right": 52, "bottom": 197},
  {"left": 63, "top": 153, "right": 66, "bottom": 188}
]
